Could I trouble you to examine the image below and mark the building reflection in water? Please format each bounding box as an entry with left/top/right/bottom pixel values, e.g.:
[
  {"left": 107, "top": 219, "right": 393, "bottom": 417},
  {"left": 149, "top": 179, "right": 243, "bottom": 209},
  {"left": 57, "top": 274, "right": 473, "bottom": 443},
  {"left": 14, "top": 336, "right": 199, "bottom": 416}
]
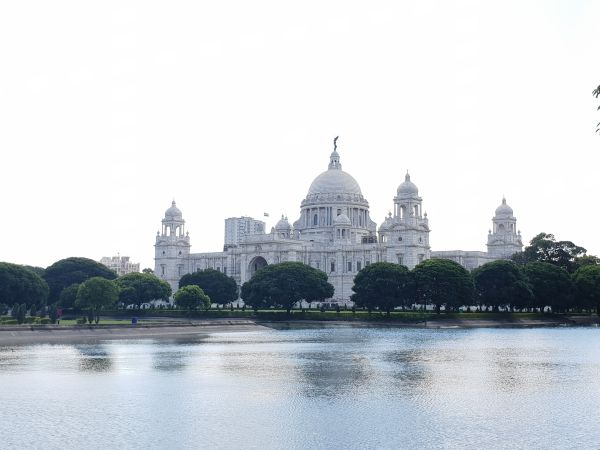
[{"left": 76, "top": 345, "right": 113, "bottom": 372}]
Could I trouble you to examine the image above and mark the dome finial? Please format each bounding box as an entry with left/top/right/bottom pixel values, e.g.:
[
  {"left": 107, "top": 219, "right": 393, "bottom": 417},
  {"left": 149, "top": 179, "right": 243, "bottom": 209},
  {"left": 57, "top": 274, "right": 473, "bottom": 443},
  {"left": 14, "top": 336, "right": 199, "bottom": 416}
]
[
  {"left": 405, "top": 171, "right": 411, "bottom": 182},
  {"left": 328, "top": 137, "right": 342, "bottom": 170}
]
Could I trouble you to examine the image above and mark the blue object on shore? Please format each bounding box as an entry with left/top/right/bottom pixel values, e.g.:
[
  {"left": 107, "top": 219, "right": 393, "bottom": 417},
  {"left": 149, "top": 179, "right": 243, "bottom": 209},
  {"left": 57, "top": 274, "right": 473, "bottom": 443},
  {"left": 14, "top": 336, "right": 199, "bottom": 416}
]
[{"left": 131, "top": 317, "right": 138, "bottom": 325}]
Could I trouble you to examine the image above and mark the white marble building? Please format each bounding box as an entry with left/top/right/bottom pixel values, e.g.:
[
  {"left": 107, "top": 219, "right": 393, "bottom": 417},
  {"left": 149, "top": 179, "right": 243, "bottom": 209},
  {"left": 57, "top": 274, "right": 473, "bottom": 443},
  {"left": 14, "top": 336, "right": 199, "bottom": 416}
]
[{"left": 154, "top": 147, "right": 522, "bottom": 303}]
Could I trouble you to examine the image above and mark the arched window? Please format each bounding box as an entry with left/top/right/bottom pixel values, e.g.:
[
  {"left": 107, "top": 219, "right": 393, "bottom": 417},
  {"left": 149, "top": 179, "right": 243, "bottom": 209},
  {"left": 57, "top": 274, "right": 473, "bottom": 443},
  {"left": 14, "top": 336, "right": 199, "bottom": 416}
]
[{"left": 313, "top": 214, "right": 318, "bottom": 226}]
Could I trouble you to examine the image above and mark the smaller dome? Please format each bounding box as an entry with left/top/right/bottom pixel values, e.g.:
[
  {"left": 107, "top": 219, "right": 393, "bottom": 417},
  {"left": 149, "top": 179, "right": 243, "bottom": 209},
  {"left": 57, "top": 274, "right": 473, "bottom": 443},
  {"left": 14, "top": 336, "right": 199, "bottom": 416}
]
[
  {"left": 334, "top": 213, "right": 351, "bottom": 226},
  {"left": 165, "top": 200, "right": 182, "bottom": 220},
  {"left": 275, "top": 215, "right": 291, "bottom": 230},
  {"left": 397, "top": 172, "right": 418, "bottom": 196},
  {"left": 379, "top": 212, "right": 393, "bottom": 231},
  {"left": 495, "top": 197, "right": 513, "bottom": 216}
]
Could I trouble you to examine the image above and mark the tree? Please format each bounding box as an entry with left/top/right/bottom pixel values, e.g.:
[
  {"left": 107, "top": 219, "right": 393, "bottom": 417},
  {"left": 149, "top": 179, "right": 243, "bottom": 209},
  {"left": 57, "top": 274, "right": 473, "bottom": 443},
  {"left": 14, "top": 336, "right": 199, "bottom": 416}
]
[
  {"left": 351, "top": 262, "right": 412, "bottom": 314},
  {"left": 75, "top": 277, "right": 119, "bottom": 324},
  {"left": 44, "top": 257, "right": 117, "bottom": 304},
  {"left": 0, "top": 262, "right": 49, "bottom": 307},
  {"left": 523, "top": 262, "right": 573, "bottom": 313},
  {"left": 49, "top": 305, "right": 59, "bottom": 324},
  {"left": 241, "top": 262, "right": 334, "bottom": 313},
  {"left": 512, "top": 233, "right": 588, "bottom": 273},
  {"left": 29, "top": 303, "right": 37, "bottom": 317},
  {"left": 174, "top": 285, "right": 210, "bottom": 311},
  {"left": 115, "top": 272, "right": 172, "bottom": 307},
  {"left": 142, "top": 268, "right": 154, "bottom": 274},
  {"left": 472, "top": 260, "right": 533, "bottom": 311},
  {"left": 413, "top": 259, "right": 474, "bottom": 313},
  {"left": 24, "top": 266, "right": 46, "bottom": 277},
  {"left": 179, "top": 269, "right": 238, "bottom": 306},
  {"left": 572, "top": 264, "right": 600, "bottom": 313},
  {"left": 16, "top": 303, "right": 26, "bottom": 324},
  {"left": 58, "top": 283, "right": 80, "bottom": 308}
]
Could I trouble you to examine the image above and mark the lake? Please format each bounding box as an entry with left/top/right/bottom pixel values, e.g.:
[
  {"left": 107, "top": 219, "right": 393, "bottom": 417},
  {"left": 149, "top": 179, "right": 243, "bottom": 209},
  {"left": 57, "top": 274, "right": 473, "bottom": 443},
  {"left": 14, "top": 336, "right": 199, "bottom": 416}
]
[{"left": 1, "top": 326, "right": 599, "bottom": 449}]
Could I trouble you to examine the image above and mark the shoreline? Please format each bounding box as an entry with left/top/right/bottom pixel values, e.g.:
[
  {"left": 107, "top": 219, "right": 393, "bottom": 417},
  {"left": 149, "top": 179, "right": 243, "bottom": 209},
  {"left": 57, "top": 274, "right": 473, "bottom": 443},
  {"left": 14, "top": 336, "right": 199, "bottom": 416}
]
[{"left": 0, "top": 316, "right": 597, "bottom": 345}]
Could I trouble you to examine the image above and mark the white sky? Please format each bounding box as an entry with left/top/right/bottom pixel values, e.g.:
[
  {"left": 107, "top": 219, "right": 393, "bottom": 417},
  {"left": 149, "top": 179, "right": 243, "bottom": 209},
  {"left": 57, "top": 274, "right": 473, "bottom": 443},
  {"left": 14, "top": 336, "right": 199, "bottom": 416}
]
[{"left": 1, "top": 0, "right": 599, "bottom": 270}]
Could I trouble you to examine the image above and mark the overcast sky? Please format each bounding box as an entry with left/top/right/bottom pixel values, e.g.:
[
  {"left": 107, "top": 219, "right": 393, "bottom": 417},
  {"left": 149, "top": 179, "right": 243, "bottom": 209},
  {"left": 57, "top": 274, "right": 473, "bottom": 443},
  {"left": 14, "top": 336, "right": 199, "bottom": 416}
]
[{"left": 1, "top": 0, "right": 599, "bottom": 270}]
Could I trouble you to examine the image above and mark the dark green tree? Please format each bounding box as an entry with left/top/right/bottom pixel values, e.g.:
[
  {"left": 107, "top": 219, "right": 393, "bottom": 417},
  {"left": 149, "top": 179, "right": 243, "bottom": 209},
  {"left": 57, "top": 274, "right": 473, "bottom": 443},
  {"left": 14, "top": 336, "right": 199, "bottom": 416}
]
[
  {"left": 17, "top": 303, "right": 26, "bottom": 324},
  {"left": 472, "top": 260, "right": 533, "bottom": 311},
  {"left": 413, "top": 259, "right": 474, "bottom": 313},
  {"left": 44, "top": 257, "right": 117, "bottom": 303},
  {"left": 572, "top": 264, "right": 600, "bottom": 313},
  {"left": 24, "top": 266, "right": 46, "bottom": 277},
  {"left": 241, "top": 262, "right": 334, "bottom": 313},
  {"left": 523, "top": 262, "right": 573, "bottom": 312},
  {"left": 351, "top": 262, "right": 412, "bottom": 315},
  {"left": 58, "top": 283, "right": 80, "bottom": 309},
  {"left": 75, "top": 277, "right": 119, "bottom": 324},
  {"left": 512, "top": 233, "right": 588, "bottom": 273},
  {"left": 29, "top": 303, "right": 37, "bottom": 317},
  {"left": 179, "top": 269, "right": 238, "bottom": 306},
  {"left": 0, "top": 262, "right": 49, "bottom": 307},
  {"left": 115, "top": 272, "right": 172, "bottom": 307},
  {"left": 0, "top": 303, "right": 8, "bottom": 316},
  {"left": 49, "top": 305, "right": 59, "bottom": 324},
  {"left": 174, "top": 285, "right": 210, "bottom": 311},
  {"left": 11, "top": 302, "right": 19, "bottom": 319},
  {"left": 142, "top": 268, "right": 154, "bottom": 274}
]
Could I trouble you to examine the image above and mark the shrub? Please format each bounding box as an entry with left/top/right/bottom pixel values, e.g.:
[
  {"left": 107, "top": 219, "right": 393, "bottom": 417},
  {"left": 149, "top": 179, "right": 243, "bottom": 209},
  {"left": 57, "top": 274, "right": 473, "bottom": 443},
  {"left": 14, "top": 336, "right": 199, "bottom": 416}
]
[
  {"left": 2, "top": 319, "right": 17, "bottom": 325},
  {"left": 38, "top": 318, "right": 51, "bottom": 324}
]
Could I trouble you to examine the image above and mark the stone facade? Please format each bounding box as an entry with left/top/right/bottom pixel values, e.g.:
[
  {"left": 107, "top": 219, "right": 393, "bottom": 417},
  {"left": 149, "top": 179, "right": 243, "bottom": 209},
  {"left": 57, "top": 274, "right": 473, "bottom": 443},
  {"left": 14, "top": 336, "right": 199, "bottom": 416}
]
[{"left": 155, "top": 147, "right": 523, "bottom": 304}]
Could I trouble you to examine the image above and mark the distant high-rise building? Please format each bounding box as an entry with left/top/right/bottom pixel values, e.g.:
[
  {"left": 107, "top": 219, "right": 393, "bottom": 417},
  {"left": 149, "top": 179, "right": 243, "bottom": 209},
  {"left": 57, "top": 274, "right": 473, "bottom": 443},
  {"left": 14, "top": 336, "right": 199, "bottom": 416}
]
[
  {"left": 100, "top": 256, "right": 140, "bottom": 277},
  {"left": 224, "top": 217, "right": 266, "bottom": 248}
]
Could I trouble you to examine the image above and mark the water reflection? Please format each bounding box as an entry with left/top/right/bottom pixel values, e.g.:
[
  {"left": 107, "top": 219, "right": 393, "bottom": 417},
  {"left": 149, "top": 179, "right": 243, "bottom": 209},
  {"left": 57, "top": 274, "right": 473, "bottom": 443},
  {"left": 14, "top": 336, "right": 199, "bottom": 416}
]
[{"left": 76, "top": 345, "right": 113, "bottom": 372}]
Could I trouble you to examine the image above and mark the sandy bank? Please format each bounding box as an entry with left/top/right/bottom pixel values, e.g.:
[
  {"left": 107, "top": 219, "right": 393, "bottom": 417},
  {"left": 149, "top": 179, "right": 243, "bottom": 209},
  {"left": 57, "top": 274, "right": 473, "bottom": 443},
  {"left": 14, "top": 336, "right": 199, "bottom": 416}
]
[
  {"left": 1, "top": 316, "right": 596, "bottom": 345},
  {"left": 0, "top": 320, "right": 265, "bottom": 346}
]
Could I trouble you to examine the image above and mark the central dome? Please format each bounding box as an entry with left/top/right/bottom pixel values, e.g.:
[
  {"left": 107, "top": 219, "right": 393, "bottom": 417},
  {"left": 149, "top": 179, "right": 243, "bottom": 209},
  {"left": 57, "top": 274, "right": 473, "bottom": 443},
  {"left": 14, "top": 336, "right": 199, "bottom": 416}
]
[
  {"left": 308, "top": 169, "right": 362, "bottom": 196},
  {"left": 307, "top": 149, "right": 363, "bottom": 196}
]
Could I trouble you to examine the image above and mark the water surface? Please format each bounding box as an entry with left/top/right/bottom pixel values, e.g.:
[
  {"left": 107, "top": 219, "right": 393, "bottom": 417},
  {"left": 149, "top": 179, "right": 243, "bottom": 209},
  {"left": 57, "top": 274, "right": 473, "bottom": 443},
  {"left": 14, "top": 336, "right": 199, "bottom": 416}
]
[{"left": 1, "top": 327, "right": 599, "bottom": 449}]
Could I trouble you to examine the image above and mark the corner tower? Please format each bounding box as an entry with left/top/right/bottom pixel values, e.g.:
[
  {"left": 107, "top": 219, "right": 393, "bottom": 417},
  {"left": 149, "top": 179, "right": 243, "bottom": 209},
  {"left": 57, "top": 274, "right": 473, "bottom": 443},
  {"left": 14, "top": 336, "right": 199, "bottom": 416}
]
[
  {"left": 487, "top": 197, "right": 523, "bottom": 259},
  {"left": 379, "top": 172, "right": 430, "bottom": 268},
  {"left": 154, "top": 200, "right": 191, "bottom": 294}
]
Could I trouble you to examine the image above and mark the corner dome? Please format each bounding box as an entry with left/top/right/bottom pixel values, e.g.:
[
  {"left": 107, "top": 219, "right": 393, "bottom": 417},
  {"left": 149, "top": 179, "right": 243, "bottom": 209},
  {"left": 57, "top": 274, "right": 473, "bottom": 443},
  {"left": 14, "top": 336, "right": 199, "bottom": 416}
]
[
  {"left": 165, "top": 201, "right": 182, "bottom": 220},
  {"left": 495, "top": 197, "right": 513, "bottom": 216},
  {"left": 275, "top": 215, "right": 291, "bottom": 230},
  {"left": 397, "top": 172, "right": 418, "bottom": 196},
  {"left": 379, "top": 212, "right": 393, "bottom": 231}
]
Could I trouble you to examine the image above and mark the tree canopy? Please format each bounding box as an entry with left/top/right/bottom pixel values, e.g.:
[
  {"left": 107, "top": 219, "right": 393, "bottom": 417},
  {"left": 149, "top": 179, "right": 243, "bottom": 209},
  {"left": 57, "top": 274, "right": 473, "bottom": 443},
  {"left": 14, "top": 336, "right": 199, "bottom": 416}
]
[
  {"left": 523, "top": 262, "right": 573, "bottom": 312},
  {"left": 572, "top": 264, "right": 600, "bottom": 313},
  {"left": 179, "top": 269, "right": 238, "bottom": 305},
  {"left": 44, "top": 257, "right": 117, "bottom": 303},
  {"left": 351, "top": 262, "right": 412, "bottom": 314},
  {"left": 512, "top": 233, "right": 589, "bottom": 273},
  {"left": 174, "top": 285, "right": 210, "bottom": 310},
  {"left": 0, "top": 262, "right": 49, "bottom": 307},
  {"left": 413, "top": 259, "right": 474, "bottom": 313},
  {"left": 58, "top": 283, "right": 80, "bottom": 308},
  {"left": 115, "top": 272, "right": 172, "bottom": 306},
  {"left": 75, "top": 277, "right": 119, "bottom": 322},
  {"left": 472, "top": 260, "right": 533, "bottom": 311},
  {"left": 241, "top": 262, "right": 334, "bottom": 313}
]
